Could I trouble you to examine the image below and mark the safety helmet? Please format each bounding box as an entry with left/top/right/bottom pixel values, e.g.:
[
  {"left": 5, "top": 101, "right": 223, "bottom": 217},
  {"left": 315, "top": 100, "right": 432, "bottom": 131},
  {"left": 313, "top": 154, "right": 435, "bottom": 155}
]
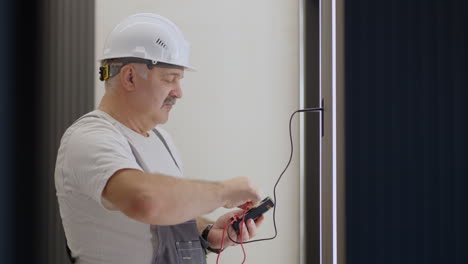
[{"left": 100, "top": 13, "right": 194, "bottom": 72}]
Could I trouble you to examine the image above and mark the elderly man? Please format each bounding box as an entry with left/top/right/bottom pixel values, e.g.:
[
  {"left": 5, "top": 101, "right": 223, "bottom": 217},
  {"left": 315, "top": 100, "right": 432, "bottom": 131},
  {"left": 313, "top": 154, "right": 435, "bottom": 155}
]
[{"left": 55, "top": 13, "right": 263, "bottom": 264}]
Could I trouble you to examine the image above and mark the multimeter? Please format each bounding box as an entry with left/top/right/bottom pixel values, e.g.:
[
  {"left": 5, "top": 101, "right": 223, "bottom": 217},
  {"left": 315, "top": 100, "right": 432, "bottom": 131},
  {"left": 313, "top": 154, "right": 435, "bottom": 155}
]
[{"left": 231, "top": 197, "right": 275, "bottom": 233}]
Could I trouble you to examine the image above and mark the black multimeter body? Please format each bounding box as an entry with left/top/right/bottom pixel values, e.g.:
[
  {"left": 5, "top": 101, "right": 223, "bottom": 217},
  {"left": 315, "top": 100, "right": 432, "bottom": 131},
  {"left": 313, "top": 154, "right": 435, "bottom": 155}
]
[{"left": 231, "top": 197, "right": 275, "bottom": 233}]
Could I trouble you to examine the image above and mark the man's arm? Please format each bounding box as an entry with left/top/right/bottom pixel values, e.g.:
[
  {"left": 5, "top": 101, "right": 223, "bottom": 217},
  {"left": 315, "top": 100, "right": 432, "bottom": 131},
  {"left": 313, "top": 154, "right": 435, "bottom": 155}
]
[{"left": 102, "top": 168, "right": 261, "bottom": 226}]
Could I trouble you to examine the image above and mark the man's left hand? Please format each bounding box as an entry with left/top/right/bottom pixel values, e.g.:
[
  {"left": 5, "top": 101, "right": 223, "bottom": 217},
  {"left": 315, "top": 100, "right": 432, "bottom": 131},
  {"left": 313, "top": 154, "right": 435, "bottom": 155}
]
[{"left": 206, "top": 209, "right": 265, "bottom": 250}]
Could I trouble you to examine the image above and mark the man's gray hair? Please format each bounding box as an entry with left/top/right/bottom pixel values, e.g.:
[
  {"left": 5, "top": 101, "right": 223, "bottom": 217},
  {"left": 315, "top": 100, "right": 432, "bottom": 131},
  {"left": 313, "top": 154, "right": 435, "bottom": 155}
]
[{"left": 101, "top": 58, "right": 149, "bottom": 89}]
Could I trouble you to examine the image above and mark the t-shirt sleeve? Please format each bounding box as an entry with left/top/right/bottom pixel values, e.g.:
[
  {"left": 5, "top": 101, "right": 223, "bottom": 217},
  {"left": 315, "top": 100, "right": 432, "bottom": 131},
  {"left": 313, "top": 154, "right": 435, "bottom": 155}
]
[{"left": 62, "top": 119, "right": 142, "bottom": 209}]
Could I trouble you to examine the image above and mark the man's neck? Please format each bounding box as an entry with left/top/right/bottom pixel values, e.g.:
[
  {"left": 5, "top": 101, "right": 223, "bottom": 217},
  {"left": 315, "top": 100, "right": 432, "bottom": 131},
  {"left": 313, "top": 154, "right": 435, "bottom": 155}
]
[{"left": 98, "top": 92, "right": 154, "bottom": 137}]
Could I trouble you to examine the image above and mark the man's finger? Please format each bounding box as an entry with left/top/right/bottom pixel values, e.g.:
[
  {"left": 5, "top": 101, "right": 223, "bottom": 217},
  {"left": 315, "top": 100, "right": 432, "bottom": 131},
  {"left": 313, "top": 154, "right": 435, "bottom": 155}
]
[
  {"left": 238, "top": 222, "right": 250, "bottom": 242},
  {"left": 254, "top": 214, "right": 265, "bottom": 227},
  {"left": 227, "top": 226, "right": 239, "bottom": 246},
  {"left": 246, "top": 219, "right": 257, "bottom": 238}
]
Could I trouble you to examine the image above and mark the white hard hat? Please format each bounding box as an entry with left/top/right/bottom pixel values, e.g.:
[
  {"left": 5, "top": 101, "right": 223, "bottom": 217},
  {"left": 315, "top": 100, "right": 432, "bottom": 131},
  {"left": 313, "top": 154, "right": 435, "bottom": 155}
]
[{"left": 100, "top": 13, "right": 194, "bottom": 70}]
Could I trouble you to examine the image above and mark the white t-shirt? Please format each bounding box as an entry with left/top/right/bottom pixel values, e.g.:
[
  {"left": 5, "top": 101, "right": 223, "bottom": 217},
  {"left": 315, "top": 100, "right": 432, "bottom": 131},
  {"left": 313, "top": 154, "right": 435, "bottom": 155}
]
[{"left": 55, "top": 109, "right": 184, "bottom": 264}]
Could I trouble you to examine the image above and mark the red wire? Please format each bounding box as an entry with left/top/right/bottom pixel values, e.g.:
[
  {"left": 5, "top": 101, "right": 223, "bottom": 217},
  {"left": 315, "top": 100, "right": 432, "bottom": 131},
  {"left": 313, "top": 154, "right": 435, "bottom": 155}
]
[
  {"left": 216, "top": 205, "right": 250, "bottom": 264},
  {"left": 215, "top": 218, "right": 236, "bottom": 264},
  {"left": 239, "top": 206, "right": 248, "bottom": 264}
]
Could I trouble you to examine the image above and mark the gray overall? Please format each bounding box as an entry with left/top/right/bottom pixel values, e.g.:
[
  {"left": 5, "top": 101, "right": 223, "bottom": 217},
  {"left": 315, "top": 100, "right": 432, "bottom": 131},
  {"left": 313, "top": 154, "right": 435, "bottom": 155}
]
[{"left": 66, "top": 114, "right": 209, "bottom": 264}]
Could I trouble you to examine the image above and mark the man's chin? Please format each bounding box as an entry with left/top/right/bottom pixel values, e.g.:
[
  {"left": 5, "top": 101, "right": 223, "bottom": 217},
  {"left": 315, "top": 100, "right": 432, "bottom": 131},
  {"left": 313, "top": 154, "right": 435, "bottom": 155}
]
[{"left": 155, "top": 114, "right": 169, "bottom": 125}]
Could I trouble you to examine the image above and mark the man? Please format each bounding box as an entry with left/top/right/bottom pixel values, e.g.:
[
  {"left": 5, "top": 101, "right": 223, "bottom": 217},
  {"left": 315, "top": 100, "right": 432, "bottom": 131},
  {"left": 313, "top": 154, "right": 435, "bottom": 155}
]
[{"left": 55, "top": 13, "right": 264, "bottom": 264}]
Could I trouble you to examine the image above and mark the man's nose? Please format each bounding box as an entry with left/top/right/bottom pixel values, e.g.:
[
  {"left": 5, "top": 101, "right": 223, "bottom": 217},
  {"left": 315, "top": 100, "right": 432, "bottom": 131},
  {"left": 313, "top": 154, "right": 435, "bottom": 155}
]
[{"left": 169, "top": 82, "right": 183, "bottom": 99}]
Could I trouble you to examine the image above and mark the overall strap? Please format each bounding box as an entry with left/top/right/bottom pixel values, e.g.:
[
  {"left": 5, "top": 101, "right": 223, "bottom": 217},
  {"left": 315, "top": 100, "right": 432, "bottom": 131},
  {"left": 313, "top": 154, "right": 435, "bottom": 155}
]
[{"left": 152, "top": 128, "right": 180, "bottom": 171}]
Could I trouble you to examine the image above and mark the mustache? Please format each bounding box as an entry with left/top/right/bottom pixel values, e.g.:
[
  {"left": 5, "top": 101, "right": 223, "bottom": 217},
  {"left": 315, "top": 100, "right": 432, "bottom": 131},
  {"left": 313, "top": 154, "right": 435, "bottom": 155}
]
[{"left": 162, "top": 96, "right": 177, "bottom": 107}]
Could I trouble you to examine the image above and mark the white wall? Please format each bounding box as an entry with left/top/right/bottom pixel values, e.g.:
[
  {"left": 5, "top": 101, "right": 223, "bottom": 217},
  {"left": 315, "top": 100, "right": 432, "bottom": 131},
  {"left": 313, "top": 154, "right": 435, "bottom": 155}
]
[{"left": 95, "top": 1, "right": 300, "bottom": 263}]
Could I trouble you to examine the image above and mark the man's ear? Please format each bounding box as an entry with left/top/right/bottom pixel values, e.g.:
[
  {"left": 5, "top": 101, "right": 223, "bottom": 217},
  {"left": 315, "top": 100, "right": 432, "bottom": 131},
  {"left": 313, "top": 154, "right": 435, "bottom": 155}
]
[{"left": 120, "top": 65, "right": 136, "bottom": 91}]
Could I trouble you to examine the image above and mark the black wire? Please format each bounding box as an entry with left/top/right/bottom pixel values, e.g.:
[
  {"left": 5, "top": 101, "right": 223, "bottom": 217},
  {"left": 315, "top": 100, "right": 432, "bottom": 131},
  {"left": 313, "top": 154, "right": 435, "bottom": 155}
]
[{"left": 227, "top": 107, "right": 323, "bottom": 245}]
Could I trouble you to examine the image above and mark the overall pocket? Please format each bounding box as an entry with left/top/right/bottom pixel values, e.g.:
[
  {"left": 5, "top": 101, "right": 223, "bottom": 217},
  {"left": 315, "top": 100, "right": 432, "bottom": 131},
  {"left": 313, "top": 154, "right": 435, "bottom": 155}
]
[{"left": 175, "top": 240, "right": 206, "bottom": 264}]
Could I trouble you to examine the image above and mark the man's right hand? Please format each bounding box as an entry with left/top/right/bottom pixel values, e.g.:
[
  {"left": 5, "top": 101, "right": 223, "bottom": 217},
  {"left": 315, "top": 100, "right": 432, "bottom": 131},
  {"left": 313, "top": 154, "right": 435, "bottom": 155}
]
[{"left": 220, "top": 177, "right": 262, "bottom": 209}]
